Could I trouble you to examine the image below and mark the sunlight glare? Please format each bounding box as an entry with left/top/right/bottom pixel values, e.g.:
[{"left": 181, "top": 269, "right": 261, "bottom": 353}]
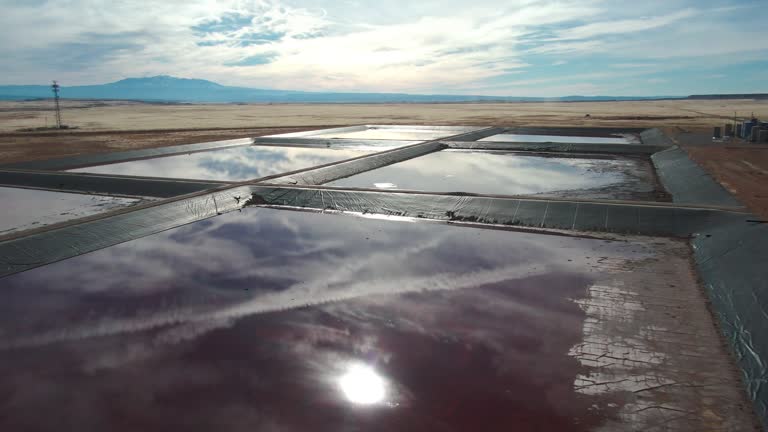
[{"left": 338, "top": 363, "right": 387, "bottom": 405}]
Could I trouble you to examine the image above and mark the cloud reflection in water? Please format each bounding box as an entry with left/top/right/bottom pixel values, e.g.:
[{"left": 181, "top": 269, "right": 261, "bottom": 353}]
[
  {"left": 0, "top": 207, "right": 654, "bottom": 431},
  {"left": 69, "top": 145, "right": 372, "bottom": 181}
]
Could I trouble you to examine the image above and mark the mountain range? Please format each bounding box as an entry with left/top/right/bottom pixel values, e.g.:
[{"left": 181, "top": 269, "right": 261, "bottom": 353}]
[{"left": 0, "top": 75, "right": 762, "bottom": 103}]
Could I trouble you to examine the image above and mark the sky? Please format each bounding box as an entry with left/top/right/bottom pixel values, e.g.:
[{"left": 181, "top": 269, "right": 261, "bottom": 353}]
[{"left": 0, "top": 0, "right": 766, "bottom": 96}]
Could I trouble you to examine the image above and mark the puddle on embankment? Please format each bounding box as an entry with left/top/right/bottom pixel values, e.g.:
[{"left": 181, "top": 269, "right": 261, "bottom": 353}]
[
  {"left": 0, "top": 186, "right": 140, "bottom": 236},
  {"left": 67, "top": 145, "right": 378, "bottom": 181},
  {"left": 0, "top": 207, "right": 655, "bottom": 431},
  {"left": 479, "top": 134, "right": 638, "bottom": 144},
  {"left": 326, "top": 149, "right": 661, "bottom": 201}
]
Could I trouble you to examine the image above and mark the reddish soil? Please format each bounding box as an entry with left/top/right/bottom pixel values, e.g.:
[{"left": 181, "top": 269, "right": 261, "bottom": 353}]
[{"left": 686, "top": 145, "right": 768, "bottom": 219}]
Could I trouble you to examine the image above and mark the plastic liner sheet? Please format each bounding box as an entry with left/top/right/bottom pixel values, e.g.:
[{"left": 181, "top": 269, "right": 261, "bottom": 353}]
[
  {"left": 265, "top": 125, "right": 368, "bottom": 138},
  {"left": 435, "top": 127, "right": 505, "bottom": 142},
  {"left": 539, "top": 126, "right": 648, "bottom": 136},
  {"left": 251, "top": 137, "right": 421, "bottom": 149},
  {"left": 478, "top": 134, "right": 638, "bottom": 145},
  {"left": 641, "top": 128, "right": 676, "bottom": 147},
  {"left": 652, "top": 146, "right": 743, "bottom": 207},
  {"left": 245, "top": 186, "right": 748, "bottom": 237},
  {"left": 267, "top": 125, "right": 486, "bottom": 139},
  {"left": 0, "top": 169, "right": 224, "bottom": 198},
  {"left": 692, "top": 219, "right": 768, "bottom": 430},
  {"left": 309, "top": 128, "right": 471, "bottom": 141},
  {"left": 0, "top": 138, "right": 254, "bottom": 171},
  {"left": 444, "top": 141, "right": 668, "bottom": 154},
  {"left": 0, "top": 186, "right": 251, "bottom": 278},
  {"left": 485, "top": 126, "right": 646, "bottom": 138},
  {"left": 0, "top": 186, "right": 141, "bottom": 238},
  {"left": 265, "top": 141, "right": 447, "bottom": 185}
]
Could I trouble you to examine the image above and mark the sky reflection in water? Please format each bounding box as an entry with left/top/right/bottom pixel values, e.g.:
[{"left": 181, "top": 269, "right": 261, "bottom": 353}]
[
  {"left": 327, "top": 149, "right": 653, "bottom": 199},
  {"left": 0, "top": 208, "right": 651, "bottom": 431},
  {"left": 69, "top": 145, "right": 373, "bottom": 181},
  {"left": 0, "top": 186, "right": 139, "bottom": 236}
]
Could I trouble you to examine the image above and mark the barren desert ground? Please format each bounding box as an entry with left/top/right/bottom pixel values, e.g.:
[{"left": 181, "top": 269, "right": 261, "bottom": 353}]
[{"left": 1, "top": 98, "right": 767, "bottom": 216}]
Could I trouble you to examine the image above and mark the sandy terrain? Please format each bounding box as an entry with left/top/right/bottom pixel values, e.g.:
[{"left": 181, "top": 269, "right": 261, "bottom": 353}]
[
  {"left": 1, "top": 99, "right": 766, "bottom": 132},
  {"left": 1, "top": 98, "right": 767, "bottom": 217}
]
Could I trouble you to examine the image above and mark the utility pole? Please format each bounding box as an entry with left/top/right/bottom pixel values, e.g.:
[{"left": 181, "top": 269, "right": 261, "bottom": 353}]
[{"left": 51, "top": 80, "right": 62, "bottom": 128}]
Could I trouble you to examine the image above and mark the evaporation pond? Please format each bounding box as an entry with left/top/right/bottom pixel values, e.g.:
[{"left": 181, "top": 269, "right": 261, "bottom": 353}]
[
  {"left": 0, "top": 186, "right": 139, "bottom": 236},
  {"left": 479, "top": 134, "right": 637, "bottom": 144},
  {"left": 309, "top": 126, "right": 481, "bottom": 141},
  {"left": 327, "top": 149, "right": 657, "bottom": 200},
  {"left": 0, "top": 206, "right": 668, "bottom": 430},
  {"left": 68, "top": 145, "right": 371, "bottom": 181}
]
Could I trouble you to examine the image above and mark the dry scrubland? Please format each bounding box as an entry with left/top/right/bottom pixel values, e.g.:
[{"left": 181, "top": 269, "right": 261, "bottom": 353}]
[
  {"left": 1, "top": 98, "right": 768, "bottom": 217},
  {"left": 1, "top": 99, "right": 767, "bottom": 132}
]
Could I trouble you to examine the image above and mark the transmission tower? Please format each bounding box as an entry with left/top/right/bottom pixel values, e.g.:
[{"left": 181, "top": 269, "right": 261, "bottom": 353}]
[{"left": 51, "top": 80, "right": 62, "bottom": 128}]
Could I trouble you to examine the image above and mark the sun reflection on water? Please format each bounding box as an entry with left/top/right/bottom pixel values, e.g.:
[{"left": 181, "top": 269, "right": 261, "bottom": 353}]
[{"left": 338, "top": 363, "right": 387, "bottom": 405}]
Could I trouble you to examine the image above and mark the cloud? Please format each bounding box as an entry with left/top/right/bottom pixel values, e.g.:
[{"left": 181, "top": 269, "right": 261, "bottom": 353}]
[
  {"left": 554, "top": 9, "right": 696, "bottom": 41},
  {"left": 192, "top": 12, "right": 256, "bottom": 35},
  {"left": 0, "top": 0, "right": 766, "bottom": 95}
]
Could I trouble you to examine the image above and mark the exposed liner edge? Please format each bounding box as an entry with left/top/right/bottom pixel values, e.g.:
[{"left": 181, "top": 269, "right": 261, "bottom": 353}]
[
  {"left": 1, "top": 138, "right": 255, "bottom": 171},
  {"left": 652, "top": 146, "right": 742, "bottom": 207}
]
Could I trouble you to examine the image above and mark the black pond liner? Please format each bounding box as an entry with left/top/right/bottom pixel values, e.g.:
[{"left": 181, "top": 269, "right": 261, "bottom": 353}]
[{"left": 0, "top": 137, "right": 255, "bottom": 171}]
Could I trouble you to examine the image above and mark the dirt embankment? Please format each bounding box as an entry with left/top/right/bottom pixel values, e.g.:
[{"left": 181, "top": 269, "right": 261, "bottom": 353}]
[{"left": 686, "top": 145, "right": 768, "bottom": 219}]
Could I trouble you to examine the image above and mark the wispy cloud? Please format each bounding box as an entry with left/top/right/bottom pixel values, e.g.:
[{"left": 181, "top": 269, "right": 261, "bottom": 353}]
[{"left": 554, "top": 9, "right": 696, "bottom": 41}]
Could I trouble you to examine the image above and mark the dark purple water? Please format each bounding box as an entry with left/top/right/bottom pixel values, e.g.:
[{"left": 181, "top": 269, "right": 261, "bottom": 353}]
[{"left": 0, "top": 208, "right": 636, "bottom": 431}]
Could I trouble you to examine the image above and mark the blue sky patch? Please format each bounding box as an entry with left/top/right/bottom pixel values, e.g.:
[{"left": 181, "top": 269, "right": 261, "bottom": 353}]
[
  {"left": 224, "top": 53, "right": 278, "bottom": 67},
  {"left": 192, "top": 13, "right": 254, "bottom": 36}
]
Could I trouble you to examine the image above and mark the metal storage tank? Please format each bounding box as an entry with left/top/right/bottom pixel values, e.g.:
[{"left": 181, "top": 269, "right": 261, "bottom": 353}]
[{"left": 744, "top": 121, "right": 756, "bottom": 138}]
